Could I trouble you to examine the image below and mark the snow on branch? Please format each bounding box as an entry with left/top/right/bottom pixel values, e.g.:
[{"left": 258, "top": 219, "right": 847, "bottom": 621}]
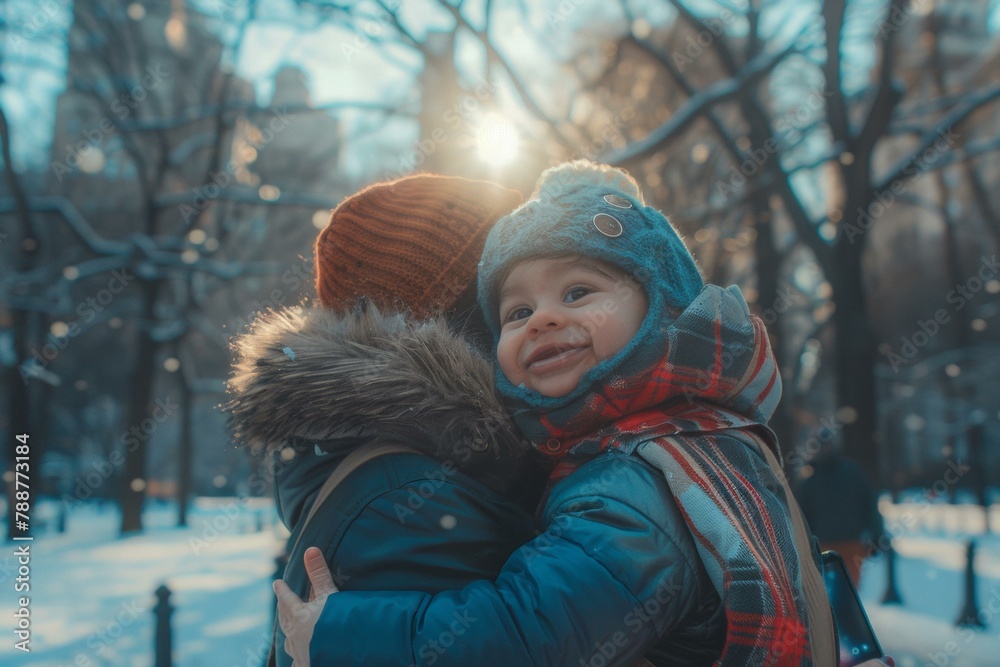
[{"left": 601, "top": 40, "right": 801, "bottom": 166}]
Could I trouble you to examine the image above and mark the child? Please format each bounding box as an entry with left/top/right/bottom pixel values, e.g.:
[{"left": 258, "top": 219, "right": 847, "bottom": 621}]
[
  {"left": 478, "top": 160, "right": 836, "bottom": 664},
  {"left": 294, "top": 162, "right": 838, "bottom": 666}
]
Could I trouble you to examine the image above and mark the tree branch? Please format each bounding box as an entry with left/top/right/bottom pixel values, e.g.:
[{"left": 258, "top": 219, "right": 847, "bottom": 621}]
[
  {"left": 666, "top": 0, "right": 741, "bottom": 74},
  {"left": 855, "top": 0, "right": 908, "bottom": 167},
  {"left": 154, "top": 186, "right": 339, "bottom": 210},
  {"left": 662, "top": 1, "right": 833, "bottom": 275},
  {"left": 876, "top": 83, "right": 1000, "bottom": 191},
  {"left": 621, "top": 32, "right": 743, "bottom": 163},
  {"left": 602, "top": 40, "right": 798, "bottom": 165},
  {"left": 821, "top": 0, "right": 850, "bottom": 147},
  {"left": 0, "top": 196, "right": 131, "bottom": 255},
  {"left": 435, "top": 0, "right": 578, "bottom": 151}
]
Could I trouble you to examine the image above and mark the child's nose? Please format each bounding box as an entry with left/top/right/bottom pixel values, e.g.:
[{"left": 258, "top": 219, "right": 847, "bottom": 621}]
[{"left": 526, "top": 304, "right": 564, "bottom": 337}]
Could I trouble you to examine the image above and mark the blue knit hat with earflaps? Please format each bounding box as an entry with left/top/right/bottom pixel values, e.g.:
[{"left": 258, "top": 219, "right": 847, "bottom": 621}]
[{"left": 477, "top": 160, "right": 704, "bottom": 407}]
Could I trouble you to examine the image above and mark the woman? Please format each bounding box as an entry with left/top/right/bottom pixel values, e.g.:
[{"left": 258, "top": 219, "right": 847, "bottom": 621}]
[
  {"left": 227, "top": 174, "right": 546, "bottom": 666},
  {"left": 275, "top": 170, "right": 900, "bottom": 666}
]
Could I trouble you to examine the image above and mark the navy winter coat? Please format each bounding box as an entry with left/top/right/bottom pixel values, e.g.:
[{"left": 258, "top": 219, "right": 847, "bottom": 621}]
[
  {"left": 310, "top": 448, "right": 724, "bottom": 666},
  {"left": 227, "top": 306, "right": 545, "bottom": 667}
]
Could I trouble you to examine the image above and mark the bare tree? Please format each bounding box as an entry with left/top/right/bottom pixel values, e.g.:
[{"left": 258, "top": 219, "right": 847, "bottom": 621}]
[
  {"left": 1, "top": 0, "right": 344, "bottom": 533},
  {"left": 298, "top": 0, "right": 1000, "bottom": 484},
  {"left": 0, "top": 99, "right": 41, "bottom": 541},
  {"left": 5, "top": 0, "right": 997, "bottom": 541}
]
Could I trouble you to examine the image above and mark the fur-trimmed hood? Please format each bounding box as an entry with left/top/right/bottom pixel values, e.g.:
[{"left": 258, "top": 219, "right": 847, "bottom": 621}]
[{"left": 226, "top": 303, "right": 527, "bottom": 492}]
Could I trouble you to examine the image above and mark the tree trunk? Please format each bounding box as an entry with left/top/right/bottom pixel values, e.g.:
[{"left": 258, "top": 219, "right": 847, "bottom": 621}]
[
  {"left": 177, "top": 374, "right": 193, "bottom": 527},
  {"left": 1, "top": 101, "right": 39, "bottom": 541},
  {"left": 5, "top": 308, "right": 33, "bottom": 541},
  {"left": 832, "top": 215, "right": 880, "bottom": 483},
  {"left": 119, "top": 279, "right": 160, "bottom": 534},
  {"left": 753, "top": 197, "right": 794, "bottom": 458}
]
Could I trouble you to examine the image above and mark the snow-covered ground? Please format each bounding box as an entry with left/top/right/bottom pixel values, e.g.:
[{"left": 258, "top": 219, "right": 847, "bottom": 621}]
[
  {"left": 857, "top": 501, "right": 1000, "bottom": 667},
  {"left": 0, "top": 498, "right": 284, "bottom": 667},
  {"left": 0, "top": 497, "right": 998, "bottom": 666}
]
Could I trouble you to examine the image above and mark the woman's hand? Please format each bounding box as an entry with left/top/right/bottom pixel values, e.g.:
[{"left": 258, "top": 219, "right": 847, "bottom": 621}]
[{"left": 273, "top": 546, "right": 341, "bottom": 667}]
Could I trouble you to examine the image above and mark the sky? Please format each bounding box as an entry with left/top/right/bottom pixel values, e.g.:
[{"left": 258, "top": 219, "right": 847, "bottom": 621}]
[{"left": 2, "top": 0, "right": 1000, "bottom": 173}]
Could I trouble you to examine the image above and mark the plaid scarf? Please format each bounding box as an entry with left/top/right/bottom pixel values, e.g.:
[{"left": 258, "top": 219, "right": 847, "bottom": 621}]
[{"left": 511, "top": 286, "right": 835, "bottom": 666}]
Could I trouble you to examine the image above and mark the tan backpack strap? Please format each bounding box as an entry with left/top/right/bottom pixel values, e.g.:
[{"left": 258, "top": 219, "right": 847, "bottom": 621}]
[
  {"left": 745, "top": 431, "right": 838, "bottom": 667},
  {"left": 288, "top": 441, "right": 420, "bottom": 562},
  {"left": 272, "top": 441, "right": 420, "bottom": 665}
]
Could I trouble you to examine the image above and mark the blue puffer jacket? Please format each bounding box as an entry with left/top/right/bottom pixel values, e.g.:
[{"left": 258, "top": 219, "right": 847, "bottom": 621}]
[
  {"left": 227, "top": 306, "right": 547, "bottom": 667},
  {"left": 310, "top": 448, "right": 724, "bottom": 666},
  {"left": 274, "top": 439, "right": 538, "bottom": 590}
]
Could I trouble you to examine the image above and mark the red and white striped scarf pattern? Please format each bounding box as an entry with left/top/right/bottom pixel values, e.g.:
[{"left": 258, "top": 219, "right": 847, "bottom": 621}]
[{"left": 522, "top": 286, "right": 835, "bottom": 665}]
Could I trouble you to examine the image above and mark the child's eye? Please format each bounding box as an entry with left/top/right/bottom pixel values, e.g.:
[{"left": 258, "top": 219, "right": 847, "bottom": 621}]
[
  {"left": 503, "top": 306, "right": 533, "bottom": 323},
  {"left": 564, "top": 287, "right": 592, "bottom": 303}
]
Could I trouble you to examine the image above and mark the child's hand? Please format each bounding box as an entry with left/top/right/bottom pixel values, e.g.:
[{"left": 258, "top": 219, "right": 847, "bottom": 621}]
[{"left": 273, "top": 546, "right": 341, "bottom": 667}]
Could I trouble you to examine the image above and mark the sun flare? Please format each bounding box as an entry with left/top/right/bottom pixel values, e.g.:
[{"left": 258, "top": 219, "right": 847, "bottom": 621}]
[{"left": 476, "top": 113, "right": 520, "bottom": 167}]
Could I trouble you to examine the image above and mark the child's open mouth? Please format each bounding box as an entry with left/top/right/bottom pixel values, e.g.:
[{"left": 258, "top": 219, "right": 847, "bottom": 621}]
[{"left": 526, "top": 345, "right": 588, "bottom": 373}]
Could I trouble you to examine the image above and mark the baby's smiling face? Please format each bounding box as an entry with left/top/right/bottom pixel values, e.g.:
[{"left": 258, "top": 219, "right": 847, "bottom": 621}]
[{"left": 496, "top": 255, "right": 648, "bottom": 398}]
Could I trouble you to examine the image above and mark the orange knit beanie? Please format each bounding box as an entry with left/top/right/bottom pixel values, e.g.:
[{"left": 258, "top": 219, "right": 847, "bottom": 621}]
[{"left": 314, "top": 174, "right": 523, "bottom": 320}]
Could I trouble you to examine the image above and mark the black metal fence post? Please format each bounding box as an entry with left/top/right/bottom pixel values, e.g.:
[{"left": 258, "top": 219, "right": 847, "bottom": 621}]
[
  {"left": 956, "top": 539, "right": 985, "bottom": 627},
  {"left": 56, "top": 502, "right": 67, "bottom": 533},
  {"left": 881, "top": 541, "right": 903, "bottom": 605},
  {"left": 154, "top": 583, "right": 173, "bottom": 667}
]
